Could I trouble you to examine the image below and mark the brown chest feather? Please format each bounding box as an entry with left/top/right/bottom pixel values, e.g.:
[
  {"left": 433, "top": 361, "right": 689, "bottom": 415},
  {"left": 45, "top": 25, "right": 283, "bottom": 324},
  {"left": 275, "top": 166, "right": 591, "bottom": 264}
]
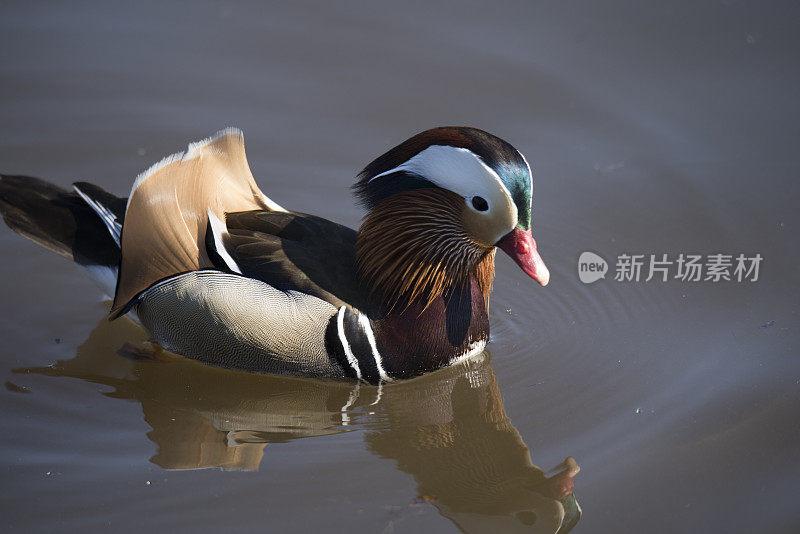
[{"left": 373, "top": 274, "right": 489, "bottom": 378}]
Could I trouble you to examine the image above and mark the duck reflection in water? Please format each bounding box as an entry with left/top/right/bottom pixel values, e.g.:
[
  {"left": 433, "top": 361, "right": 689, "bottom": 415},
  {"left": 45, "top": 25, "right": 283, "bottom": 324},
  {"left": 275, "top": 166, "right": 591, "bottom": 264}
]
[{"left": 16, "top": 317, "right": 581, "bottom": 533}]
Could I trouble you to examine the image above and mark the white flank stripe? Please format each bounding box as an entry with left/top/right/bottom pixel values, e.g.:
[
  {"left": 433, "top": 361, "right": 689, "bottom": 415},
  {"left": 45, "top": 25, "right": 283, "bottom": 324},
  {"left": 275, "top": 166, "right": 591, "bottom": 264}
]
[
  {"left": 337, "top": 306, "right": 362, "bottom": 380},
  {"left": 357, "top": 313, "right": 392, "bottom": 382},
  {"left": 207, "top": 210, "right": 242, "bottom": 274}
]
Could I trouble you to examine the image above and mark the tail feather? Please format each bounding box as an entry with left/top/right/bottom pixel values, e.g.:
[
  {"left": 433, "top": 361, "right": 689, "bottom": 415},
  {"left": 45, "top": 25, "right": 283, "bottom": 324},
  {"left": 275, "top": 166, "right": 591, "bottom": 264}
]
[
  {"left": 0, "top": 174, "right": 122, "bottom": 269},
  {"left": 73, "top": 182, "right": 125, "bottom": 245}
]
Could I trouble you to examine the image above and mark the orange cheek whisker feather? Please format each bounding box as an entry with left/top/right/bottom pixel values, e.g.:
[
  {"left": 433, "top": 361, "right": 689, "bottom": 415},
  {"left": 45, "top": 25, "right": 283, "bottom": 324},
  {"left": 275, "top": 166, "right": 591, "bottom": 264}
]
[{"left": 356, "top": 188, "right": 495, "bottom": 314}]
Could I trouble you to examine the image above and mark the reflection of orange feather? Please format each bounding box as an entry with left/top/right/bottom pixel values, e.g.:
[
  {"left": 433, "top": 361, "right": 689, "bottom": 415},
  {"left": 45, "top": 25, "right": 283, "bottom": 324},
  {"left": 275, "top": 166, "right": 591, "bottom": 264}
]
[{"left": 356, "top": 188, "right": 495, "bottom": 314}]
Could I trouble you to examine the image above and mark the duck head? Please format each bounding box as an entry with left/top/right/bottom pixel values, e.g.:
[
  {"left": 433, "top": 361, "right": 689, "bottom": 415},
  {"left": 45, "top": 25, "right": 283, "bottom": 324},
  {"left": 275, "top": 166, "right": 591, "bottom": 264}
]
[{"left": 354, "top": 126, "right": 549, "bottom": 312}]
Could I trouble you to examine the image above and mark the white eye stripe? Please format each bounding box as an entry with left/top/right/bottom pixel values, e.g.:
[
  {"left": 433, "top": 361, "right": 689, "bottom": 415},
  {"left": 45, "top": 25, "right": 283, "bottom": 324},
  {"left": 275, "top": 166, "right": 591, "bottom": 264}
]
[{"left": 368, "top": 145, "right": 515, "bottom": 208}]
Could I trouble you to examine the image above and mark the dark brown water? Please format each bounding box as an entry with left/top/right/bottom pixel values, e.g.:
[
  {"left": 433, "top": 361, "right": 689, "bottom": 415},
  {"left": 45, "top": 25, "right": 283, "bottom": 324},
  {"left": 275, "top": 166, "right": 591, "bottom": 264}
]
[{"left": 1, "top": 1, "right": 798, "bottom": 532}]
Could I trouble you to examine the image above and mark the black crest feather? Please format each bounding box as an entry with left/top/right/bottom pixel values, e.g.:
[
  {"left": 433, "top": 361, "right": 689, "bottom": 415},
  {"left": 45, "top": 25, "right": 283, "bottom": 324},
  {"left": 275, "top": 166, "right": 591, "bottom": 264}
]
[{"left": 352, "top": 126, "right": 529, "bottom": 218}]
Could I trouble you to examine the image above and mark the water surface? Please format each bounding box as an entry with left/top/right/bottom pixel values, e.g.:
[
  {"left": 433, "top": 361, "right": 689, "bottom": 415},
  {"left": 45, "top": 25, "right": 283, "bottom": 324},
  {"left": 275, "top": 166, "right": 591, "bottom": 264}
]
[{"left": 1, "top": 1, "right": 798, "bottom": 532}]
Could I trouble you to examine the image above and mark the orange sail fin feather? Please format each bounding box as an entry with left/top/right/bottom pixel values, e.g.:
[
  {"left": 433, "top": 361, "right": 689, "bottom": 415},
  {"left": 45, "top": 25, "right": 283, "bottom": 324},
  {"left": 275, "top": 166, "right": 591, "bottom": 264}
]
[
  {"left": 355, "top": 188, "right": 493, "bottom": 314},
  {"left": 111, "top": 128, "right": 284, "bottom": 316}
]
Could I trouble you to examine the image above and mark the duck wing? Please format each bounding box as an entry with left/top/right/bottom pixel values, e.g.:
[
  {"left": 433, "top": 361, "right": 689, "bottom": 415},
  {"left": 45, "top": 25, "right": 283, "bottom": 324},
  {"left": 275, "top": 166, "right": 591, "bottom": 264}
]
[{"left": 218, "top": 210, "right": 374, "bottom": 314}]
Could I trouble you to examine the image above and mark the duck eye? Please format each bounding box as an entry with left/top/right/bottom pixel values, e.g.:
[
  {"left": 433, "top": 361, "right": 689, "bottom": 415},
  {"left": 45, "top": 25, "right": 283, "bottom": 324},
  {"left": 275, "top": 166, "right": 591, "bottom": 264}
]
[{"left": 471, "top": 196, "right": 489, "bottom": 211}]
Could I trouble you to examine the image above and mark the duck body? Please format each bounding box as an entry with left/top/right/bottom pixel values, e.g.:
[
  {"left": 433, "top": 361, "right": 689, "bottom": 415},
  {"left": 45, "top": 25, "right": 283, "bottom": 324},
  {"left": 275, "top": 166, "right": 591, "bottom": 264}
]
[
  {"left": 134, "top": 213, "right": 489, "bottom": 382},
  {"left": 136, "top": 208, "right": 490, "bottom": 382},
  {"left": 0, "top": 127, "right": 548, "bottom": 383}
]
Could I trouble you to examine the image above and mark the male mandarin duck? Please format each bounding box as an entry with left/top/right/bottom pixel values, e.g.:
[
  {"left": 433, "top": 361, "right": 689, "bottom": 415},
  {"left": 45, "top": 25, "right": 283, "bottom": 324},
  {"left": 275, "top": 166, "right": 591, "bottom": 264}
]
[{"left": 0, "top": 127, "right": 548, "bottom": 383}]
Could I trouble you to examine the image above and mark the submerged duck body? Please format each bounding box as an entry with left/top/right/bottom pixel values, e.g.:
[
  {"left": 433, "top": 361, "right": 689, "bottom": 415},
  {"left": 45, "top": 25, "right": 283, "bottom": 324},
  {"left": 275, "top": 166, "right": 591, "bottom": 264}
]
[{"left": 0, "top": 127, "right": 548, "bottom": 383}]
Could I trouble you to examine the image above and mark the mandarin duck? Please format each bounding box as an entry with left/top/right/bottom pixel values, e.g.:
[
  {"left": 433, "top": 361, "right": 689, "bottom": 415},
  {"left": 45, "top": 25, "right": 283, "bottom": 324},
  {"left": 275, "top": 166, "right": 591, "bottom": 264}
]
[{"left": 0, "top": 127, "right": 548, "bottom": 383}]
